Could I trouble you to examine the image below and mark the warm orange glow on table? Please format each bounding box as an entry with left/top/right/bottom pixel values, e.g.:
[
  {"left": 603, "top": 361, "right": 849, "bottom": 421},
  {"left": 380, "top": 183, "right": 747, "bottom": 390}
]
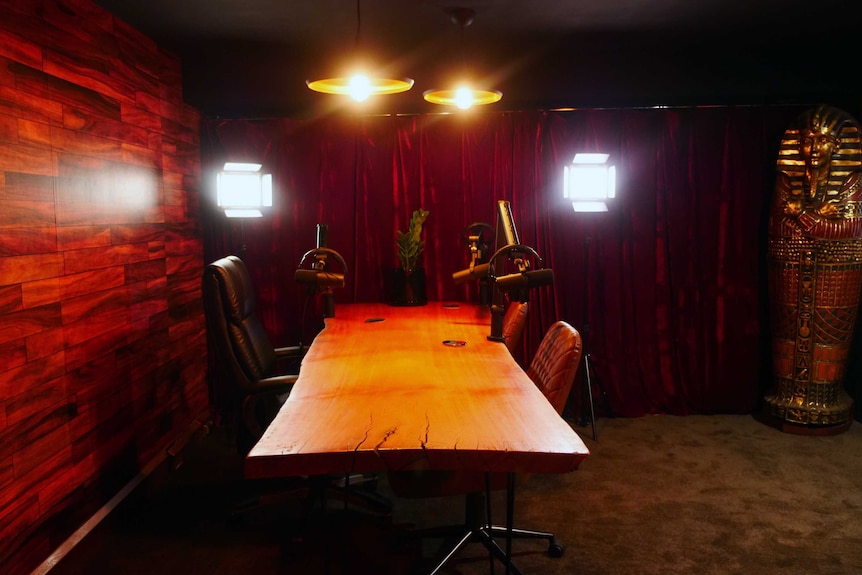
[{"left": 245, "top": 303, "right": 589, "bottom": 478}]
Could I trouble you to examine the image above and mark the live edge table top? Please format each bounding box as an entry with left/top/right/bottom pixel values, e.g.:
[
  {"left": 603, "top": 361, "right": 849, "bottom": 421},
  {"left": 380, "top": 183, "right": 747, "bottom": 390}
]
[{"left": 245, "top": 302, "right": 590, "bottom": 479}]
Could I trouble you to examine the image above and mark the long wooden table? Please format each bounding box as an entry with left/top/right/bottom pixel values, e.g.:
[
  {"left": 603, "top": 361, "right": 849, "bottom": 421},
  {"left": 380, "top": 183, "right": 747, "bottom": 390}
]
[{"left": 246, "top": 302, "right": 589, "bottom": 479}]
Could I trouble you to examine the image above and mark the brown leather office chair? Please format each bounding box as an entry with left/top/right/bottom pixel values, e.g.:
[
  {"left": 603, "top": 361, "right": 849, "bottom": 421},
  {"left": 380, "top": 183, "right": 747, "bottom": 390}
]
[
  {"left": 502, "top": 300, "right": 528, "bottom": 355},
  {"left": 388, "top": 320, "right": 583, "bottom": 572},
  {"left": 525, "top": 320, "right": 582, "bottom": 414},
  {"left": 203, "top": 255, "right": 305, "bottom": 453}
]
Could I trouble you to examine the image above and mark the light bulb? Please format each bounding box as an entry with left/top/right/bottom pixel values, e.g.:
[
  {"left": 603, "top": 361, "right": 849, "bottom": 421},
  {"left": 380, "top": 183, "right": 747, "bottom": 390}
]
[
  {"left": 455, "top": 86, "right": 473, "bottom": 110},
  {"left": 348, "top": 74, "right": 372, "bottom": 102}
]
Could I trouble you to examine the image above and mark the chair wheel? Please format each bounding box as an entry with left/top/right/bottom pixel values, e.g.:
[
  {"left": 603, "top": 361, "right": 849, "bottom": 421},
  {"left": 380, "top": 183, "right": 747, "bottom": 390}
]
[{"left": 548, "top": 541, "right": 565, "bottom": 558}]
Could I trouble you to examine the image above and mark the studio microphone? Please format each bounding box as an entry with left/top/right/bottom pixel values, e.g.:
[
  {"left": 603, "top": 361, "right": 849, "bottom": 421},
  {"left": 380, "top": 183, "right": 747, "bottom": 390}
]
[
  {"left": 452, "top": 263, "right": 490, "bottom": 285},
  {"left": 494, "top": 268, "right": 554, "bottom": 292},
  {"left": 294, "top": 269, "right": 345, "bottom": 288},
  {"left": 316, "top": 223, "right": 328, "bottom": 248}
]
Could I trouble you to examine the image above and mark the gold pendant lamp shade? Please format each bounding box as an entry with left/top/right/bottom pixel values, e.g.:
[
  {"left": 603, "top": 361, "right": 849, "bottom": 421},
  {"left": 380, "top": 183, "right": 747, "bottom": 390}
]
[
  {"left": 306, "top": 0, "right": 413, "bottom": 101},
  {"left": 307, "top": 75, "right": 414, "bottom": 102},
  {"left": 423, "top": 87, "right": 502, "bottom": 109},
  {"left": 423, "top": 8, "right": 502, "bottom": 110}
]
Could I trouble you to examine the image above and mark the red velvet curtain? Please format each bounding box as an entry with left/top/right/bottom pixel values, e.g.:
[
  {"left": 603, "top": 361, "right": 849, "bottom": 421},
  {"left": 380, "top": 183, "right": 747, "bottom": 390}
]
[{"left": 201, "top": 106, "right": 805, "bottom": 417}]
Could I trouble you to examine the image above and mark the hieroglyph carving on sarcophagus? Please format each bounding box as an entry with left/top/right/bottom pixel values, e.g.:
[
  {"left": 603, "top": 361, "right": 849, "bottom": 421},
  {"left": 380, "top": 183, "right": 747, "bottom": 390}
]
[{"left": 765, "top": 104, "right": 862, "bottom": 430}]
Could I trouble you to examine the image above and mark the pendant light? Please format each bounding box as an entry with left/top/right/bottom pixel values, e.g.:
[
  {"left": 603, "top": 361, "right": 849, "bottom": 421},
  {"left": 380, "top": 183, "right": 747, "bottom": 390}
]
[
  {"left": 306, "top": 0, "right": 413, "bottom": 101},
  {"left": 423, "top": 8, "right": 502, "bottom": 110}
]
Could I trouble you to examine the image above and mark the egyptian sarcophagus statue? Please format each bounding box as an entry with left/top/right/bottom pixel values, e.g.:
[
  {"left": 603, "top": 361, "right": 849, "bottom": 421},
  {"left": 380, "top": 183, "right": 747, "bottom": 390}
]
[{"left": 765, "top": 104, "right": 862, "bottom": 431}]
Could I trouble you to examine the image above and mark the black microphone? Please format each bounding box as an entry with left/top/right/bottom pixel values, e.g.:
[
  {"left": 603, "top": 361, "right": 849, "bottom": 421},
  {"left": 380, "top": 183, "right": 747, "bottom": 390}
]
[
  {"left": 494, "top": 268, "right": 554, "bottom": 292},
  {"left": 294, "top": 269, "right": 345, "bottom": 288},
  {"left": 452, "top": 262, "right": 490, "bottom": 285},
  {"left": 316, "top": 223, "right": 328, "bottom": 248}
]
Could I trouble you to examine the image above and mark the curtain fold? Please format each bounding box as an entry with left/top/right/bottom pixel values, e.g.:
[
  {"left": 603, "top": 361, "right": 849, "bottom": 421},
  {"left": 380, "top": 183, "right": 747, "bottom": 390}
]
[{"left": 202, "top": 105, "right": 806, "bottom": 416}]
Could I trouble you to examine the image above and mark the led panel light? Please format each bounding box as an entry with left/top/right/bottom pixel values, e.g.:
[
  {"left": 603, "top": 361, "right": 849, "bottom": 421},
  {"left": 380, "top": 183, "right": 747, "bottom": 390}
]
[
  {"left": 563, "top": 154, "right": 615, "bottom": 212},
  {"left": 217, "top": 163, "right": 273, "bottom": 218}
]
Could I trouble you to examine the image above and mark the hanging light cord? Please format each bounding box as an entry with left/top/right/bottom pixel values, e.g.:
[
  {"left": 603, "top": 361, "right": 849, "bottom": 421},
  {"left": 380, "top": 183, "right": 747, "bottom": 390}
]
[
  {"left": 355, "top": 0, "right": 361, "bottom": 50},
  {"left": 459, "top": 20, "right": 466, "bottom": 69}
]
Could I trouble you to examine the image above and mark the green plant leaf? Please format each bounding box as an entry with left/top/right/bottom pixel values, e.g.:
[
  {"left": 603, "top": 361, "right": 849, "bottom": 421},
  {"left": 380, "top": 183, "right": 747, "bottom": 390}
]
[{"left": 395, "top": 208, "right": 430, "bottom": 270}]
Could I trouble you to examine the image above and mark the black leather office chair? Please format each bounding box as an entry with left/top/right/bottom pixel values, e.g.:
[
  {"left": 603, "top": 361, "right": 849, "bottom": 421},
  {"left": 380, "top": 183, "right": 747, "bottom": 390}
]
[
  {"left": 388, "top": 320, "right": 583, "bottom": 573},
  {"left": 203, "top": 255, "right": 390, "bottom": 519},
  {"left": 203, "top": 255, "right": 305, "bottom": 454}
]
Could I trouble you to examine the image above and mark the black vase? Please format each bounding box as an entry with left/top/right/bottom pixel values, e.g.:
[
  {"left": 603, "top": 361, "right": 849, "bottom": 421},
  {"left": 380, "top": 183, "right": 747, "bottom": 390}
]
[{"left": 388, "top": 268, "right": 427, "bottom": 306}]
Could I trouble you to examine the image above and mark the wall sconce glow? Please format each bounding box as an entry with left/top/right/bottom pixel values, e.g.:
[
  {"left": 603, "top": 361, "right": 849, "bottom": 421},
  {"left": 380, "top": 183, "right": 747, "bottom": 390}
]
[
  {"left": 217, "top": 162, "right": 272, "bottom": 218},
  {"left": 563, "top": 153, "right": 615, "bottom": 213}
]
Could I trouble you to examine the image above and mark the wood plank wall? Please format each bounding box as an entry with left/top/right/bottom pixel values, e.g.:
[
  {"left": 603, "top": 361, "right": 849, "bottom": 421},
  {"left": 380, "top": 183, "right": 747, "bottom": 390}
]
[{"left": 0, "top": 1, "right": 206, "bottom": 573}]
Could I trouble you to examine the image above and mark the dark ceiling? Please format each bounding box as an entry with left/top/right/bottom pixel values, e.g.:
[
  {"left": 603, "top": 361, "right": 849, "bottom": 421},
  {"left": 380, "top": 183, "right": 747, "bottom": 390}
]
[{"left": 93, "top": 0, "right": 862, "bottom": 118}]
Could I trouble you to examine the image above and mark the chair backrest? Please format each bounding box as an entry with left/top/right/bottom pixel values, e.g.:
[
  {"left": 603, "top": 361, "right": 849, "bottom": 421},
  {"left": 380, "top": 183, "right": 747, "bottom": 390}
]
[
  {"left": 202, "top": 255, "right": 278, "bottom": 396},
  {"left": 502, "top": 301, "right": 528, "bottom": 353},
  {"left": 526, "top": 320, "right": 583, "bottom": 414}
]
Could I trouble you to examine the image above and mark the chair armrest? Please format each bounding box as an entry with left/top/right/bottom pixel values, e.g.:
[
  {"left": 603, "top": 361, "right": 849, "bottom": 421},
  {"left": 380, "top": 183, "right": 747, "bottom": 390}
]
[
  {"left": 242, "top": 374, "right": 298, "bottom": 444},
  {"left": 274, "top": 345, "right": 305, "bottom": 376},
  {"left": 249, "top": 374, "right": 298, "bottom": 395},
  {"left": 274, "top": 345, "right": 306, "bottom": 359}
]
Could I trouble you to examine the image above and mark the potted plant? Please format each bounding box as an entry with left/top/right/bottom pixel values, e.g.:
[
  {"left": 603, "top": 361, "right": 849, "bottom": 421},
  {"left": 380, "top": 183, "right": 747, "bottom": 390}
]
[{"left": 390, "top": 208, "right": 430, "bottom": 306}]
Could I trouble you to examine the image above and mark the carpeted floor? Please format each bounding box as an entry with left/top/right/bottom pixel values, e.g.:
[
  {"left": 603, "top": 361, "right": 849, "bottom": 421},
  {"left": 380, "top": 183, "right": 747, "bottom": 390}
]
[{"left": 48, "top": 414, "right": 862, "bottom": 575}]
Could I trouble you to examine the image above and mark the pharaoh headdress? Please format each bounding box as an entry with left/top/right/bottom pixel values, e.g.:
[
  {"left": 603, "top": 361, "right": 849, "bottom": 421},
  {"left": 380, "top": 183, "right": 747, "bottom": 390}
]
[{"left": 776, "top": 105, "right": 862, "bottom": 209}]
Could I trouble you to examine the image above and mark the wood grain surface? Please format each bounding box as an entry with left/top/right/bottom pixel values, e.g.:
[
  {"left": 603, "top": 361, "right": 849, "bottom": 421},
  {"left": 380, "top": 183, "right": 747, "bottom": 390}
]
[
  {"left": 0, "top": 1, "right": 205, "bottom": 573},
  {"left": 246, "top": 303, "right": 589, "bottom": 478}
]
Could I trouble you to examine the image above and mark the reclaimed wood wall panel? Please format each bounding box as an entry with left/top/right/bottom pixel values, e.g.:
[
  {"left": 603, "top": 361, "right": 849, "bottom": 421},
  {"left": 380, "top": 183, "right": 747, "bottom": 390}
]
[
  {"left": 0, "top": 228, "right": 58, "bottom": 256},
  {"left": 3, "top": 171, "right": 55, "bottom": 201},
  {"left": 0, "top": 114, "right": 17, "bottom": 142},
  {"left": 0, "top": 201, "right": 58, "bottom": 229},
  {"left": 1, "top": 340, "right": 27, "bottom": 373},
  {"left": 0, "top": 1, "right": 205, "bottom": 574},
  {"left": 0, "top": 285, "right": 22, "bottom": 313},
  {"left": 25, "top": 327, "right": 65, "bottom": 361},
  {"left": 21, "top": 277, "right": 61, "bottom": 308},
  {"left": 5, "top": 375, "right": 68, "bottom": 426},
  {"left": 0, "top": 304, "right": 62, "bottom": 347}
]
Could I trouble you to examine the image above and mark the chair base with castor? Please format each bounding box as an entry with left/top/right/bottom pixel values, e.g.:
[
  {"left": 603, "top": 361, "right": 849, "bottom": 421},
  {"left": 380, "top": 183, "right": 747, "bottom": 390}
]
[{"left": 396, "top": 478, "right": 565, "bottom": 575}]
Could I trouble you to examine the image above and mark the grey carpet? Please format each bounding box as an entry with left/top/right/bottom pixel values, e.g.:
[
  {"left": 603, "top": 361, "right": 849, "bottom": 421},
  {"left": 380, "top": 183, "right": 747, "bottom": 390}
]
[{"left": 50, "top": 414, "right": 862, "bottom": 575}]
